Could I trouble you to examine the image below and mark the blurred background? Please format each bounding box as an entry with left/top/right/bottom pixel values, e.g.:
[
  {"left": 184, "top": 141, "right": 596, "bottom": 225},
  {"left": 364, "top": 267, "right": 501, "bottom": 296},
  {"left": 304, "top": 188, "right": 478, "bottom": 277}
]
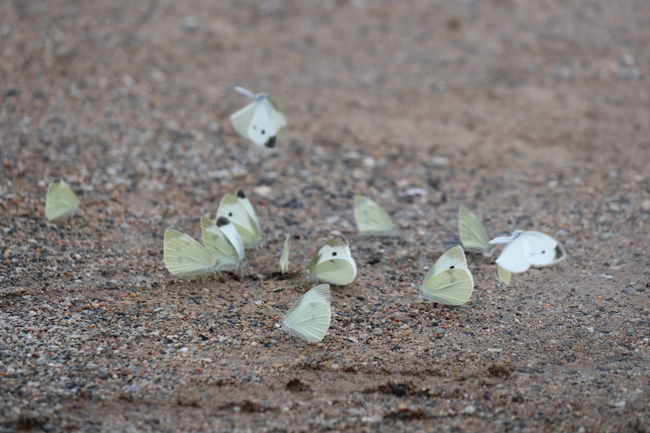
[{"left": 1, "top": 1, "right": 648, "bottom": 431}]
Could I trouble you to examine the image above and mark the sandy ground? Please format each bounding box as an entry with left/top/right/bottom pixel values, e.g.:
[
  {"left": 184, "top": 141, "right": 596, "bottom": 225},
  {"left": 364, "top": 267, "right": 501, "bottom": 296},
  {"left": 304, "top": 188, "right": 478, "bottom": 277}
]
[{"left": 1, "top": 0, "right": 649, "bottom": 432}]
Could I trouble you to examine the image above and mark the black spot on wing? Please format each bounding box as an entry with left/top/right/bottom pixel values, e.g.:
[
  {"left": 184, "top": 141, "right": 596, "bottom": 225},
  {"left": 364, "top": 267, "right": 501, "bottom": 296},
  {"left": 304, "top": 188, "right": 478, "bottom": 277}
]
[
  {"left": 216, "top": 216, "right": 230, "bottom": 227},
  {"left": 265, "top": 136, "right": 277, "bottom": 148}
]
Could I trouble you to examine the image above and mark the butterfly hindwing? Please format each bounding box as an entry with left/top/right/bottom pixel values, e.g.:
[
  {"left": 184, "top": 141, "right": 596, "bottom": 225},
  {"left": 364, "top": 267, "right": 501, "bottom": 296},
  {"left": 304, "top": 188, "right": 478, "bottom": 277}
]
[
  {"left": 497, "top": 265, "right": 512, "bottom": 285},
  {"left": 282, "top": 284, "right": 332, "bottom": 343}
]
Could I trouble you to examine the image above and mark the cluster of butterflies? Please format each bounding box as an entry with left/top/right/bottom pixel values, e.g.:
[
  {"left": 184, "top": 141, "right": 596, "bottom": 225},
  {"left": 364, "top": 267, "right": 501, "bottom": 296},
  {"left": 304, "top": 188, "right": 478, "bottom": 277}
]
[{"left": 42, "top": 87, "right": 567, "bottom": 344}]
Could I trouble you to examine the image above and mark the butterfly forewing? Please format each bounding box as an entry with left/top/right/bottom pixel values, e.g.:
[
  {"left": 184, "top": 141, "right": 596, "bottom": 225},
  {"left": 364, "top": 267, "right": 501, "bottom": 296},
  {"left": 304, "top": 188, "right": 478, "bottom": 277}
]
[
  {"left": 430, "top": 245, "right": 470, "bottom": 276},
  {"left": 495, "top": 237, "right": 531, "bottom": 273}
]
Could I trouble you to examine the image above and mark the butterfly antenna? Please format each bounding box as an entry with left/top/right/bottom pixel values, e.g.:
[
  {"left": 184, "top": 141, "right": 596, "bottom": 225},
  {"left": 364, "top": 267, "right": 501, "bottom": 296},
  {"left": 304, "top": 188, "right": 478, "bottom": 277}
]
[{"left": 234, "top": 86, "right": 257, "bottom": 100}]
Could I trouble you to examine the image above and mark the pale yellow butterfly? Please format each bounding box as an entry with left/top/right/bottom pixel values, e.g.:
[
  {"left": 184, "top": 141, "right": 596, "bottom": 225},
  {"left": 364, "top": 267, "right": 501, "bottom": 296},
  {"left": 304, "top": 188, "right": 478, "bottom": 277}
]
[{"left": 45, "top": 180, "right": 80, "bottom": 221}]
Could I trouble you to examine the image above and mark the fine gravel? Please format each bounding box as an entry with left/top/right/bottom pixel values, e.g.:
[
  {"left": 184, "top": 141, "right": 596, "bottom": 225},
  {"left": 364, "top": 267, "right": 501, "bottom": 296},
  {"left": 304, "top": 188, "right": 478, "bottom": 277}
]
[{"left": 1, "top": 0, "right": 649, "bottom": 432}]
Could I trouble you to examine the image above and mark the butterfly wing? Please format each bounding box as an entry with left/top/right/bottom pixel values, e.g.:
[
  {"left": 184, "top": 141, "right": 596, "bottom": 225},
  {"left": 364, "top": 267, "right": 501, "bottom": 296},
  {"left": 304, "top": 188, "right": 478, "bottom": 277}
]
[
  {"left": 217, "top": 194, "right": 261, "bottom": 248},
  {"left": 164, "top": 228, "right": 217, "bottom": 276},
  {"left": 280, "top": 234, "right": 290, "bottom": 274},
  {"left": 230, "top": 101, "right": 257, "bottom": 140},
  {"left": 45, "top": 181, "right": 80, "bottom": 221},
  {"left": 218, "top": 218, "right": 246, "bottom": 263},
  {"left": 200, "top": 217, "right": 244, "bottom": 271},
  {"left": 236, "top": 190, "right": 263, "bottom": 245},
  {"left": 428, "top": 245, "right": 470, "bottom": 276},
  {"left": 458, "top": 205, "right": 493, "bottom": 255},
  {"left": 495, "top": 237, "right": 530, "bottom": 273},
  {"left": 520, "top": 231, "right": 567, "bottom": 267},
  {"left": 245, "top": 101, "right": 278, "bottom": 147},
  {"left": 265, "top": 98, "right": 287, "bottom": 131},
  {"left": 353, "top": 195, "right": 396, "bottom": 236},
  {"left": 497, "top": 265, "right": 512, "bottom": 285},
  {"left": 282, "top": 284, "right": 331, "bottom": 343},
  {"left": 419, "top": 268, "right": 474, "bottom": 305}
]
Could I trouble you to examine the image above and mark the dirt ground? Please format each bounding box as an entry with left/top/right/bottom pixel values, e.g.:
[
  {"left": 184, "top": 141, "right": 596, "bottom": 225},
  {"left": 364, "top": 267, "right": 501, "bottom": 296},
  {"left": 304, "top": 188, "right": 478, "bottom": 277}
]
[{"left": 1, "top": 0, "right": 649, "bottom": 432}]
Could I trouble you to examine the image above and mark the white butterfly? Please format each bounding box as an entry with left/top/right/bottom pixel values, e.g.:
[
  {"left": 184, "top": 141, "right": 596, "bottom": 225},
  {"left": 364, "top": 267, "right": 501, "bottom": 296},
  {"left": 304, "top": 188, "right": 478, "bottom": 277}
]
[
  {"left": 216, "top": 189, "right": 263, "bottom": 249},
  {"left": 45, "top": 180, "right": 79, "bottom": 221},
  {"left": 419, "top": 245, "right": 474, "bottom": 305},
  {"left": 307, "top": 237, "right": 357, "bottom": 286},
  {"left": 353, "top": 194, "right": 397, "bottom": 236},
  {"left": 230, "top": 86, "right": 287, "bottom": 148},
  {"left": 282, "top": 284, "right": 332, "bottom": 343},
  {"left": 279, "top": 234, "right": 290, "bottom": 274},
  {"left": 200, "top": 216, "right": 246, "bottom": 271},
  {"left": 458, "top": 205, "right": 494, "bottom": 256},
  {"left": 490, "top": 230, "right": 567, "bottom": 274}
]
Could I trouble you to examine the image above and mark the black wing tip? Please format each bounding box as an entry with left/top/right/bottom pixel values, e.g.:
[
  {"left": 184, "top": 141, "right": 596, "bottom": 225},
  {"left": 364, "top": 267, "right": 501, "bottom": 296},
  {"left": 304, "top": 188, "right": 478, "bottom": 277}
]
[
  {"left": 236, "top": 189, "right": 247, "bottom": 199},
  {"left": 216, "top": 216, "right": 230, "bottom": 227},
  {"left": 554, "top": 244, "right": 566, "bottom": 260},
  {"left": 264, "top": 136, "right": 277, "bottom": 148}
]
